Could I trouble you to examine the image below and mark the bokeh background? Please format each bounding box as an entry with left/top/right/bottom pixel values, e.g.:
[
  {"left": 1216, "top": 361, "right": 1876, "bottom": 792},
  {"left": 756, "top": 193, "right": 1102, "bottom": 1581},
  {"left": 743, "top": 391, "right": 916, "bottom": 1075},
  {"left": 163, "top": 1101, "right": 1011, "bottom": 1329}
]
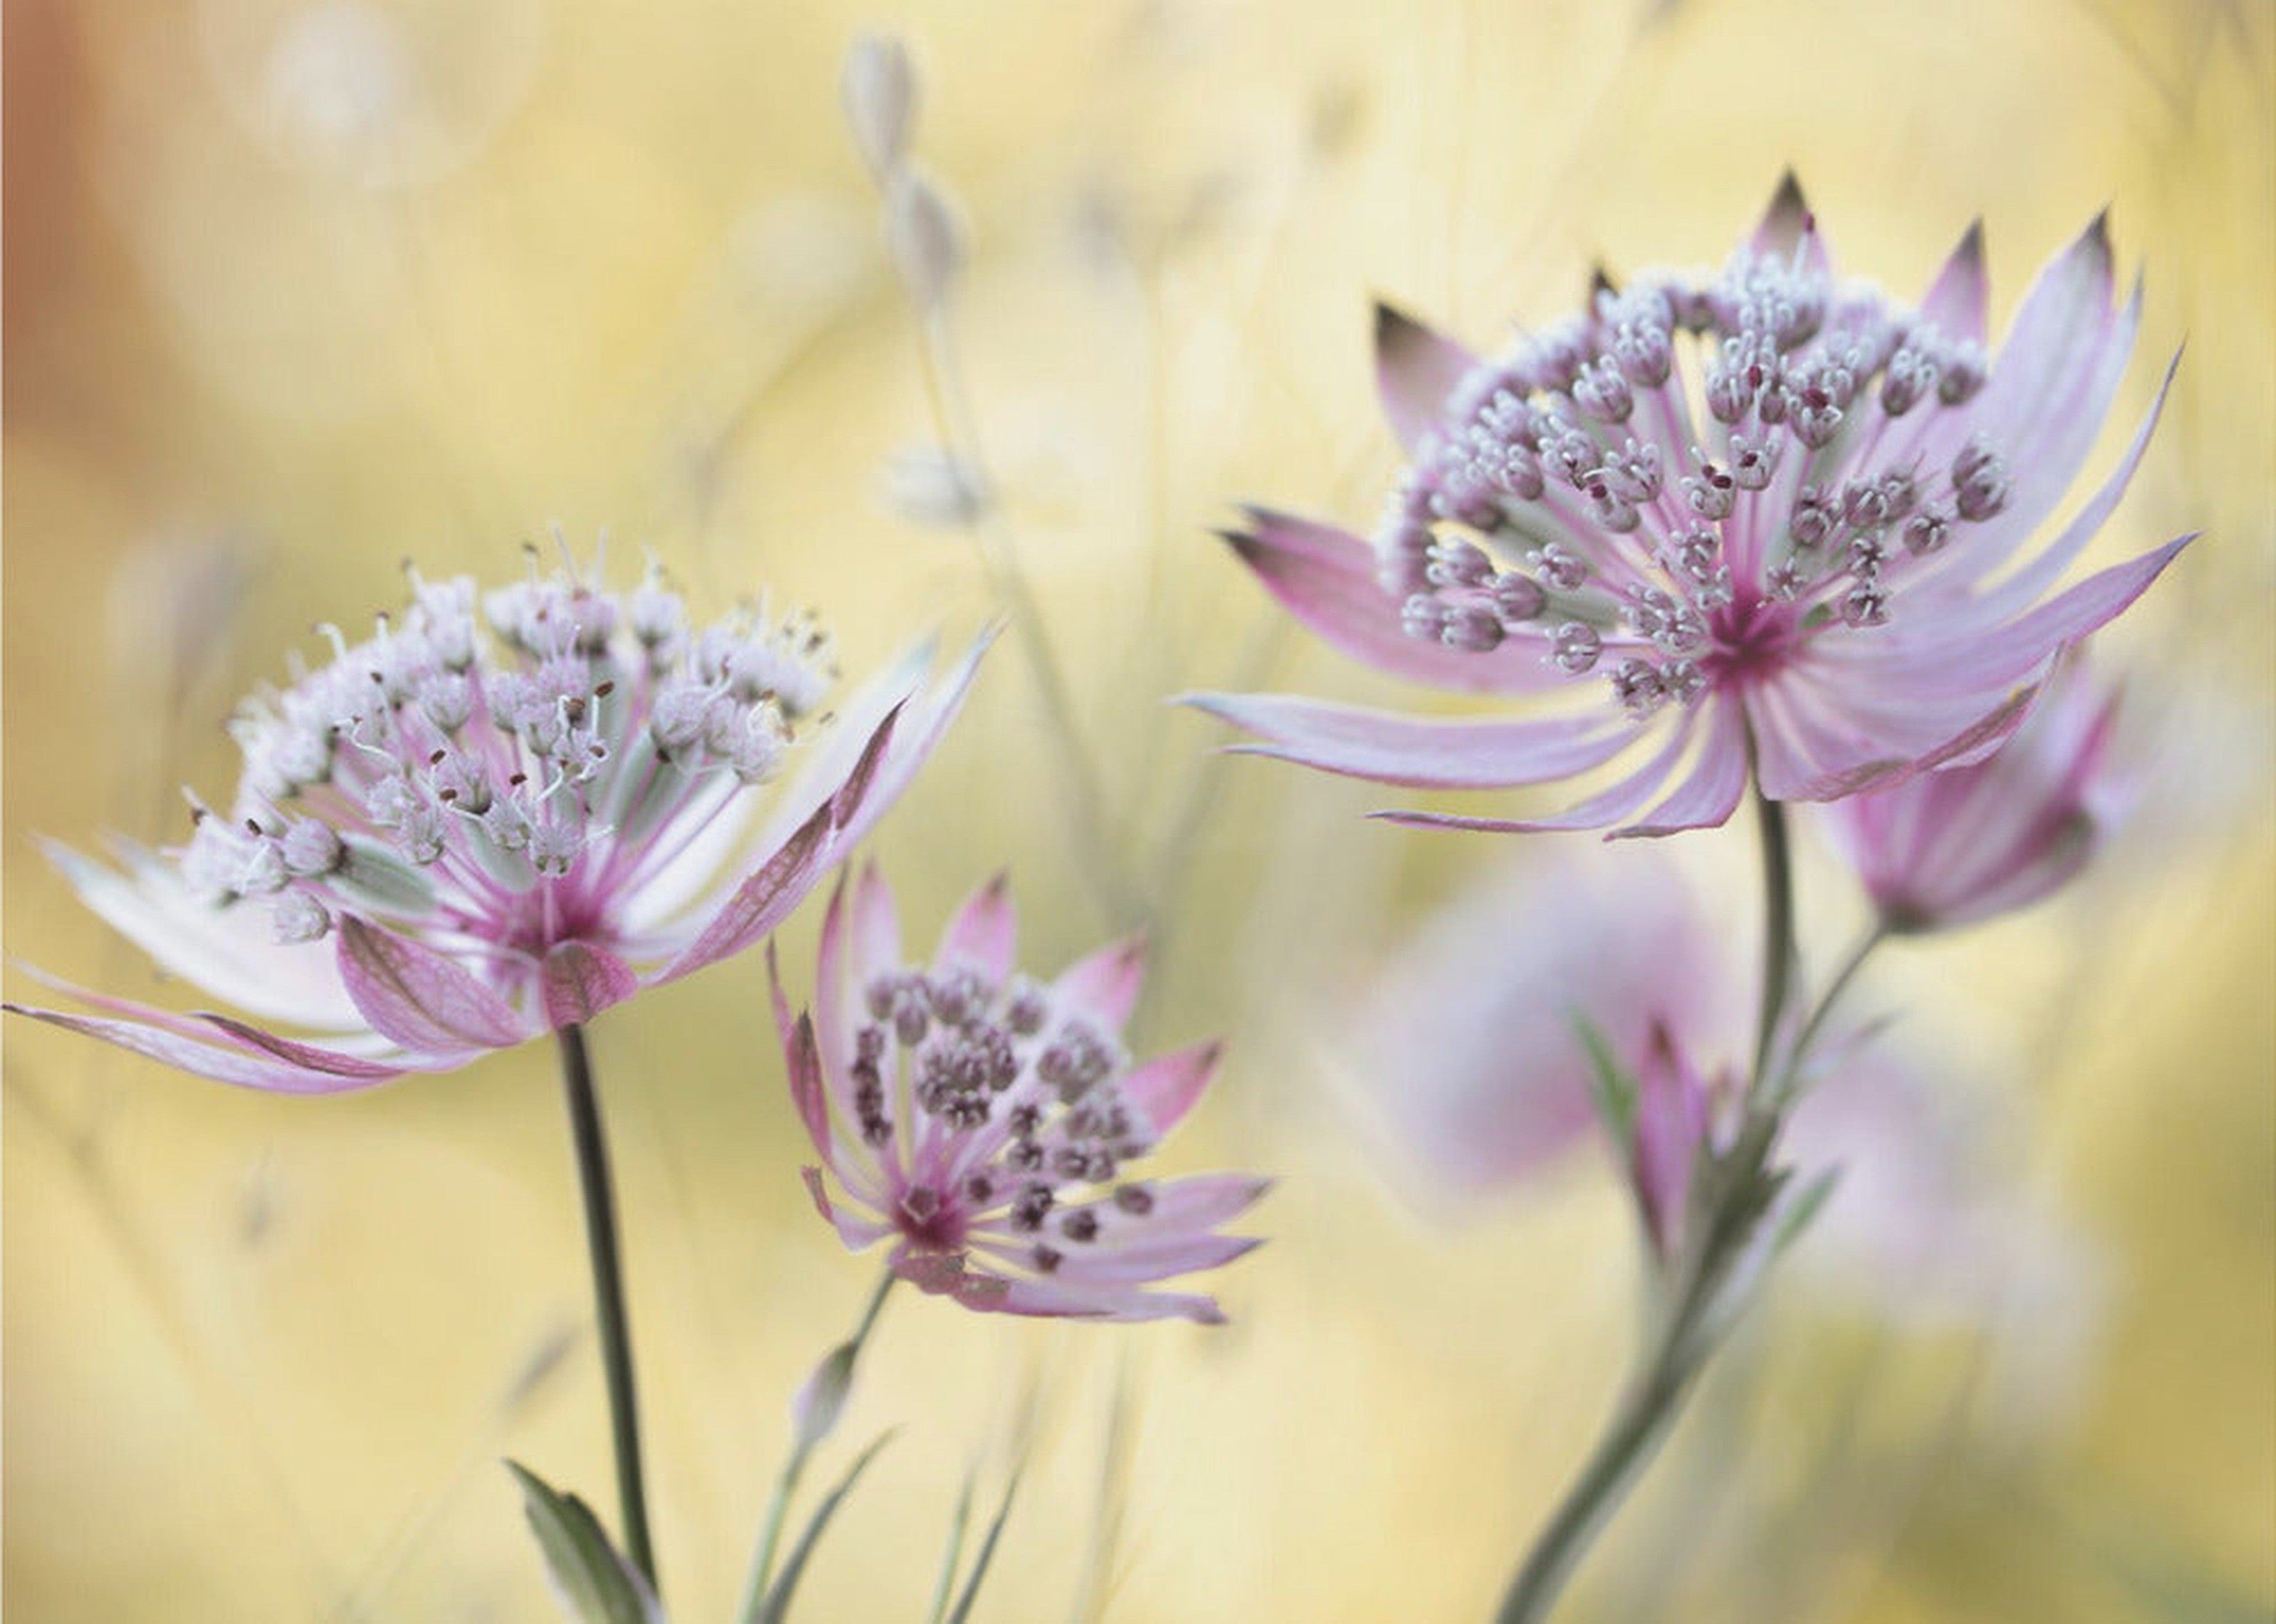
[{"left": 6, "top": 0, "right": 2273, "bottom": 1619}]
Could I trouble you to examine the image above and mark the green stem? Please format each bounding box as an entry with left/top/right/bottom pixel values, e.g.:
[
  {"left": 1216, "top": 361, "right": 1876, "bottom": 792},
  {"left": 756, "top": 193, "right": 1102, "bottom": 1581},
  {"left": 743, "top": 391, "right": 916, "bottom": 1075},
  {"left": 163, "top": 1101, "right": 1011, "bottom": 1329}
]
[
  {"left": 1769, "top": 921, "right": 1887, "bottom": 1108},
  {"left": 737, "top": 1268, "right": 897, "bottom": 1623},
  {"left": 1751, "top": 792, "right": 1795, "bottom": 1086},
  {"left": 1492, "top": 789, "right": 1801, "bottom": 1624},
  {"left": 554, "top": 1024, "right": 657, "bottom": 1594},
  {"left": 914, "top": 306, "right": 1142, "bottom": 926}
]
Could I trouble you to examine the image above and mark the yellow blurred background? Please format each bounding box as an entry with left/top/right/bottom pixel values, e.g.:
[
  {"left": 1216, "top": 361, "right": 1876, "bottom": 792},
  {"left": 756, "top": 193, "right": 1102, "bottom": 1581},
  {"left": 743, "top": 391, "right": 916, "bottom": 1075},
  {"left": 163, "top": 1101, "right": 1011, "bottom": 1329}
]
[{"left": 5, "top": 1, "right": 2272, "bottom": 1620}]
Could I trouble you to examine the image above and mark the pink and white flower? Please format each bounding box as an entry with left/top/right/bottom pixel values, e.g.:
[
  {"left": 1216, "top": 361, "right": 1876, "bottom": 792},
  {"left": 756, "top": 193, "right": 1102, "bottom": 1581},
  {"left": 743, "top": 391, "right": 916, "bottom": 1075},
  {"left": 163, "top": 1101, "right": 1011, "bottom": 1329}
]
[
  {"left": 1351, "top": 847, "right": 1744, "bottom": 1258},
  {"left": 1822, "top": 659, "right": 2125, "bottom": 932},
  {"left": 1351, "top": 846, "right": 2082, "bottom": 1303},
  {"left": 778, "top": 867, "right": 1267, "bottom": 1324},
  {"left": 1193, "top": 175, "right": 2188, "bottom": 837},
  {"left": 7, "top": 552, "right": 990, "bottom": 1092}
]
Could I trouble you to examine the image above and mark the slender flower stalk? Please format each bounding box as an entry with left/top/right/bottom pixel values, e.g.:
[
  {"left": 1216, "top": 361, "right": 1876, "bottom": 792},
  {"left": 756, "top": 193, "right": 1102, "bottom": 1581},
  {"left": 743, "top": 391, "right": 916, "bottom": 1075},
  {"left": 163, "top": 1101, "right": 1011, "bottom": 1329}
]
[
  {"left": 1495, "top": 789, "right": 1798, "bottom": 1623},
  {"left": 843, "top": 32, "right": 1140, "bottom": 923},
  {"left": 737, "top": 1268, "right": 897, "bottom": 1623},
  {"left": 554, "top": 1024, "right": 656, "bottom": 1590}
]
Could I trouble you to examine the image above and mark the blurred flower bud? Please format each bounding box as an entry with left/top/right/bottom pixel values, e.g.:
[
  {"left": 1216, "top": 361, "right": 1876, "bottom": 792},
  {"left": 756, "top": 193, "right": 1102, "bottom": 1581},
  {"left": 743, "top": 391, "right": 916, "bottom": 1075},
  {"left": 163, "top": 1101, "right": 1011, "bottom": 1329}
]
[
  {"left": 1823, "top": 661, "right": 2125, "bottom": 934},
  {"left": 886, "top": 170, "right": 963, "bottom": 307},
  {"left": 878, "top": 445, "right": 989, "bottom": 528},
  {"left": 789, "top": 1339, "right": 859, "bottom": 1452},
  {"left": 842, "top": 33, "right": 917, "bottom": 181}
]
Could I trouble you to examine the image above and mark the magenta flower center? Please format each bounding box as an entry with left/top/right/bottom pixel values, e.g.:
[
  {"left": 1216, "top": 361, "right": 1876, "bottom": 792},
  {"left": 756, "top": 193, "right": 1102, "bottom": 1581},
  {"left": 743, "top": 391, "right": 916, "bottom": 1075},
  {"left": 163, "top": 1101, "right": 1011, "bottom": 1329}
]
[
  {"left": 1379, "top": 235, "right": 2014, "bottom": 718},
  {"left": 172, "top": 556, "right": 837, "bottom": 999}
]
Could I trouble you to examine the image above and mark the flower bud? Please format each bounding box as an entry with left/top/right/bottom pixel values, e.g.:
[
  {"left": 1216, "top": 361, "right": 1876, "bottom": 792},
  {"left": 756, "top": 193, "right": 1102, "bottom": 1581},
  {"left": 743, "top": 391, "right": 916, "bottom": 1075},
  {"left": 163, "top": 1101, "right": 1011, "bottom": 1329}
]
[
  {"left": 789, "top": 1340, "right": 859, "bottom": 1452},
  {"left": 886, "top": 170, "right": 963, "bottom": 307},
  {"left": 842, "top": 34, "right": 917, "bottom": 180}
]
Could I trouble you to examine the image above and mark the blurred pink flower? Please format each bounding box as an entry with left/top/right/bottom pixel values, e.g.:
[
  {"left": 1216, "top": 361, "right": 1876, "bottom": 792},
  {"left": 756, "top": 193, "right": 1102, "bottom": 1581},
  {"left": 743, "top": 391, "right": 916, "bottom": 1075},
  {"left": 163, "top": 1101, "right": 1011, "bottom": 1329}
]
[
  {"left": 1822, "top": 660, "right": 2124, "bottom": 932},
  {"left": 1354, "top": 846, "right": 2101, "bottom": 1335},
  {"left": 777, "top": 867, "right": 1267, "bottom": 1324},
  {"left": 8, "top": 555, "right": 990, "bottom": 1091},
  {"left": 1354, "top": 851, "right": 1728, "bottom": 1195},
  {"left": 1194, "top": 175, "right": 2187, "bottom": 836}
]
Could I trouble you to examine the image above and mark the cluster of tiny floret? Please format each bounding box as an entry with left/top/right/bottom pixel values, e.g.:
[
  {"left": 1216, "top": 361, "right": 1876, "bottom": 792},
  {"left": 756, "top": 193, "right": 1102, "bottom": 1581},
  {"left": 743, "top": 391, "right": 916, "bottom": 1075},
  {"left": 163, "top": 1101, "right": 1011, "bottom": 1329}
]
[
  {"left": 850, "top": 960, "right": 1161, "bottom": 1277},
  {"left": 1377, "top": 238, "right": 2010, "bottom": 718},
  {"left": 175, "top": 549, "right": 836, "bottom": 952}
]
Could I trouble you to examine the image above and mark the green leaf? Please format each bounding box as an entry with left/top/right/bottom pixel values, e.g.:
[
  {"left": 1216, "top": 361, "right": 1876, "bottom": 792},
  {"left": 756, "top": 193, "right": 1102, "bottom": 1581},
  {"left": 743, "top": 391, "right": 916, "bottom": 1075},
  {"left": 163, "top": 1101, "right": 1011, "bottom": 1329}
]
[
  {"left": 923, "top": 1474, "right": 977, "bottom": 1624},
  {"left": 943, "top": 1465, "right": 1024, "bottom": 1624},
  {"left": 757, "top": 1430, "right": 897, "bottom": 1624},
  {"left": 1569, "top": 1011, "right": 1638, "bottom": 1147},
  {"left": 506, "top": 1460, "right": 664, "bottom": 1624},
  {"left": 1770, "top": 1165, "right": 1842, "bottom": 1257}
]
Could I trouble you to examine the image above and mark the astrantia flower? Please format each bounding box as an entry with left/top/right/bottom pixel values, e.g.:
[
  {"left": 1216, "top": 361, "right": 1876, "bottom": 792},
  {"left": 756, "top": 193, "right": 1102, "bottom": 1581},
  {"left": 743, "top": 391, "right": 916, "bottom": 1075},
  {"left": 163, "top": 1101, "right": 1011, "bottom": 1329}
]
[
  {"left": 1353, "top": 848, "right": 1744, "bottom": 1259},
  {"left": 1350, "top": 846, "right": 2037, "bottom": 1281},
  {"left": 1193, "top": 175, "right": 2188, "bottom": 836},
  {"left": 1823, "top": 658, "right": 2125, "bottom": 933},
  {"left": 8, "top": 552, "right": 990, "bottom": 1091},
  {"left": 777, "top": 867, "right": 1267, "bottom": 1323}
]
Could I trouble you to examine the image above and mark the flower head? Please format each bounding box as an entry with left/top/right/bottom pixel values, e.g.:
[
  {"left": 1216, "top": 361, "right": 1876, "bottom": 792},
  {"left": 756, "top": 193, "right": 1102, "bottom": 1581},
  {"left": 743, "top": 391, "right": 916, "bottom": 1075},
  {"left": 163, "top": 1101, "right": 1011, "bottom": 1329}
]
[
  {"left": 778, "top": 867, "right": 1267, "bottom": 1324},
  {"left": 8, "top": 548, "right": 990, "bottom": 1091},
  {"left": 1823, "top": 658, "right": 2125, "bottom": 932},
  {"left": 1193, "top": 175, "right": 2188, "bottom": 837},
  {"left": 1351, "top": 845, "right": 2062, "bottom": 1291},
  {"left": 1353, "top": 846, "right": 1744, "bottom": 1259}
]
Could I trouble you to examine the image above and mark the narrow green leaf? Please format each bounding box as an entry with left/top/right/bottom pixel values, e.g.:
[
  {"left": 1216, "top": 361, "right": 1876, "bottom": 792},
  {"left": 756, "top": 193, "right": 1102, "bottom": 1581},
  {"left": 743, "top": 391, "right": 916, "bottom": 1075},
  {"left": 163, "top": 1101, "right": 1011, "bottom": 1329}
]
[
  {"left": 925, "top": 1474, "right": 977, "bottom": 1624},
  {"left": 1569, "top": 1011, "right": 1638, "bottom": 1146},
  {"left": 506, "top": 1461, "right": 664, "bottom": 1624},
  {"left": 944, "top": 1466, "right": 1024, "bottom": 1624},
  {"left": 1770, "top": 1165, "right": 1842, "bottom": 1255},
  {"left": 758, "top": 1430, "right": 897, "bottom": 1624}
]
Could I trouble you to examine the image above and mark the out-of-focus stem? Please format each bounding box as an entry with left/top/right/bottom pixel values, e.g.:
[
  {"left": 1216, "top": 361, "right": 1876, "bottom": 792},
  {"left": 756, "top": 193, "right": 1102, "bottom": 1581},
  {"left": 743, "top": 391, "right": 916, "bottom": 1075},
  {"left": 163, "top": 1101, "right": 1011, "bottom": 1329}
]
[
  {"left": 913, "top": 308, "right": 1142, "bottom": 924},
  {"left": 554, "top": 1024, "right": 657, "bottom": 1594},
  {"left": 1769, "top": 921, "right": 1887, "bottom": 1108},
  {"left": 737, "top": 1268, "right": 896, "bottom": 1624},
  {"left": 1494, "top": 789, "right": 1801, "bottom": 1624}
]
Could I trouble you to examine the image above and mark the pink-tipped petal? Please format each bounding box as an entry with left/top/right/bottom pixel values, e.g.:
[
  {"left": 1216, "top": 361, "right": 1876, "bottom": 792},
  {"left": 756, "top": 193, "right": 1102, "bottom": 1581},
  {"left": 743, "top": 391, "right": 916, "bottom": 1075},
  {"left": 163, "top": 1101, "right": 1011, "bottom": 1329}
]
[
  {"left": 1369, "top": 708, "right": 1695, "bottom": 834},
  {"left": 1043, "top": 1232, "right": 1262, "bottom": 1286},
  {"left": 1121, "top": 1041, "right": 1222, "bottom": 1139},
  {"left": 1191, "top": 690, "right": 1635, "bottom": 788},
  {"left": 41, "top": 837, "right": 364, "bottom": 1031},
  {"left": 541, "top": 942, "right": 640, "bottom": 1030},
  {"left": 1219, "top": 511, "right": 1569, "bottom": 695},
  {"left": 654, "top": 802, "right": 834, "bottom": 984},
  {"left": 335, "top": 918, "right": 531, "bottom": 1052},
  {"left": 4, "top": 1002, "right": 411, "bottom": 1094},
  {"left": 934, "top": 872, "right": 1016, "bottom": 983},
  {"left": 849, "top": 861, "right": 902, "bottom": 986},
  {"left": 1374, "top": 302, "right": 1478, "bottom": 454},
  {"left": 1748, "top": 170, "right": 1831, "bottom": 279},
  {"left": 830, "top": 626, "right": 997, "bottom": 854},
  {"left": 1630, "top": 1025, "right": 1709, "bottom": 1258},
  {"left": 1051, "top": 935, "right": 1149, "bottom": 1033},
  {"left": 195, "top": 1014, "right": 427, "bottom": 1079},
  {"left": 803, "top": 1166, "right": 896, "bottom": 1248},
  {"left": 1986, "top": 212, "right": 2117, "bottom": 416},
  {"left": 1088, "top": 1172, "right": 1272, "bottom": 1238},
  {"left": 1962, "top": 349, "right": 2180, "bottom": 617},
  {"left": 786, "top": 1012, "right": 833, "bottom": 1160},
  {"left": 993, "top": 1276, "right": 1228, "bottom": 1324},
  {"left": 1920, "top": 219, "right": 1988, "bottom": 343},
  {"left": 1610, "top": 701, "right": 1751, "bottom": 839},
  {"left": 828, "top": 702, "right": 904, "bottom": 832}
]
